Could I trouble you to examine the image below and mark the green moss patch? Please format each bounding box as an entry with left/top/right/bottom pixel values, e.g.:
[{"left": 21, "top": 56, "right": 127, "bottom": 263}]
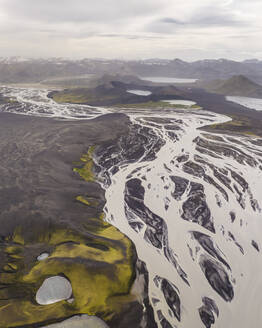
[{"left": 73, "top": 146, "right": 95, "bottom": 182}]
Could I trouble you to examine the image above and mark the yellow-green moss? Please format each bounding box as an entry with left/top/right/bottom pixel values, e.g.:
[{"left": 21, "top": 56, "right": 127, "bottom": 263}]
[
  {"left": 73, "top": 146, "right": 95, "bottom": 182},
  {"left": 12, "top": 226, "right": 25, "bottom": 245},
  {"left": 3, "top": 263, "right": 18, "bottom": 272},
  {"left": 0, "top": 218, "right": 135, "bottom": 327},
  {"left": 76, "top": 195, "right": 91, "bottom": 206},
  {"left": 52, "top": 93, "right": 88, "bottom": 104},
  {"left": 52, "top": 91, "right": 122, "bottom": 105},
  {"left": 76, "top": 195, "right": 100, "bottom": 207},
  {"left": 191, "top": 104, "right": 202, "bottom": 109}
]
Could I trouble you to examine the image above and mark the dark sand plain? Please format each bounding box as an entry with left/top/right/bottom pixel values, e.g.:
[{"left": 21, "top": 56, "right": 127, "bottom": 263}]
[{"left": 0, "top": 112, "right": 128, "bottom": 237}]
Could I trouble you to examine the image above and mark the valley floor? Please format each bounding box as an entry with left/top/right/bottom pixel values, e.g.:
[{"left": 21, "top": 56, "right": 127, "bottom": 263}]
[{"left": 0, "top": 88, "right": 262, "bottom": 328}]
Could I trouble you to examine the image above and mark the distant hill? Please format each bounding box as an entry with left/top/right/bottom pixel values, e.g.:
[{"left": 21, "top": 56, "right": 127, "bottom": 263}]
[
  {"left": 49, "top": 78, "right": 187, "bottom": 106},
  {"left": 0, "top": 58, "right": 133, "bottom": 84},
  {"left": 88, "top": 74, "right": 150, "bottom": 88},
  {"left": 199, "top": 75, "right": 262, "bottom": 98},
  {"left": 49, "top": 82, "right": 141, "bottom": 106}
]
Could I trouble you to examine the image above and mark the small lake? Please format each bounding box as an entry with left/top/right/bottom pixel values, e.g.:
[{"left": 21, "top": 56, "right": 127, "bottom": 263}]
[
  {"left": 140, "top": 77, "right": 197, "bottom": 84},
  {"left": 226, "top": 96, "right": 262, "bottom": 111},
  {"left": 37, "top": 252, "right": 49, "bottom": 261},
  {"left": 127, "top": 89, "right": 152, "bottom": 96},
  {"left": 163, "top": 99, "right": 196, "bottom": 106},
  {"left": 36, "top": 276, "right": 72, "bottom": 305}
]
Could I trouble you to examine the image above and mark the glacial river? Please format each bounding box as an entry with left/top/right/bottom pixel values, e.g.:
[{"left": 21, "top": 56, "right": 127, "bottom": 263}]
[{"left": 1, "top": 87, "right": 262, "bottom": 328}]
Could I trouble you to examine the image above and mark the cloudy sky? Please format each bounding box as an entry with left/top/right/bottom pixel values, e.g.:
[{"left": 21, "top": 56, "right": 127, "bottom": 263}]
[{"left": 0, "top": 0, "right": 261, "bottom": 60}]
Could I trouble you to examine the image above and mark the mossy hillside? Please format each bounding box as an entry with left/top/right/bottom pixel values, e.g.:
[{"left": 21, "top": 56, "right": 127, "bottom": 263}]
[
  {"left": 0, "top": 219, "right": 135, "bottom": 327},
  {"left": 52, "top": 92, "right": 89, "bottom": 104},
  {"left": 50, "top": 83, "right": 198, "bottom": 108},
  {"left": 0, "top": 147, "right": 136, "bottom": 327},
  {"left": 51, "top": 88, "right": 131, "bottom": 105}
]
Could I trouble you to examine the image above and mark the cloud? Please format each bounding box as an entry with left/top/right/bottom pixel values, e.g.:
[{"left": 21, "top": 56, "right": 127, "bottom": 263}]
[
  {"left": 159, "top": 18, "right": 185, "bottom": 25},
  {"left": 99, "top": 34, "right": 163, "bottom": 40},
  {"left": 189, "top": 6, "right": 247, "bottom": 27},
  {"left": 0, "top": 0, "right": 261, "bottom": 60},
  {"left": 146, "top": 3, "right": 248, "bottom": 34},
  {"left": 0, "top": 0, "right": 165, "bottom": 23}
]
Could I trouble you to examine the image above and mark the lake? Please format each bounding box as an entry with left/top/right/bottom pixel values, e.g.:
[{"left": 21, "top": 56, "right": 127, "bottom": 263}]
[
  {"left": 127, "top": 89, "right": 152, "bottom": 96},
  {"left": 140, "top": 77, "right": 197, "bottom": 84},
  {"left": 226, "top": 96, "right": 262, "bottom": 111}
]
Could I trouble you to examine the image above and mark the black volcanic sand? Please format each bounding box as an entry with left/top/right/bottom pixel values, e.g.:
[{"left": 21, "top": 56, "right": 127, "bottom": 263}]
[
  {"left": 0, "top": 112, "right": 128, "bottom": 238},
  {"left": 0, "top": 112, "right": 150, "bottom": 328}
]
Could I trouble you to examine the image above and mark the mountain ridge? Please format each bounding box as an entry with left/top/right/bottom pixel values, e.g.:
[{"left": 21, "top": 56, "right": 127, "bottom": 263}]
[
  {"left": 1, "top": 57, "right": 262, "bottom": 84},
  {"left": 199, "top": 75, "right": 262, "bottom": 98}
]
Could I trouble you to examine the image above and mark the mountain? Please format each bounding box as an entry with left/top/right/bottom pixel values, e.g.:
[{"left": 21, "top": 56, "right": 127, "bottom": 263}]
[
  {"left": 1, "top": 57, "right": 262, "bottom": 85},
  {"left": 88, "top": 73, "right": 151, "bottom": 88},
  {"left": 0, "top": 58, "right": 133, "bottom": 84},
  {"left": 199, "top": 75, "right": 262, "bottom": 98},
  {"left": 127, "top": 58, "right": 262, "bottom": 82},
  {"left": 49, "top": 81, "right": 150, "bottom": 106}
]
